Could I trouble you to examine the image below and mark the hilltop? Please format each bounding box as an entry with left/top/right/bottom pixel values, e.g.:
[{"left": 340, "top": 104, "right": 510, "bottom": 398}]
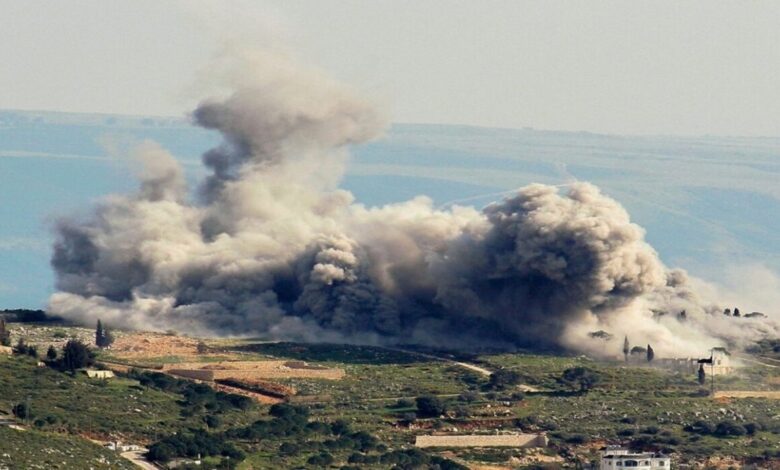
[{"left": 0, "top": 318, "right": 777, "bottom": 469}]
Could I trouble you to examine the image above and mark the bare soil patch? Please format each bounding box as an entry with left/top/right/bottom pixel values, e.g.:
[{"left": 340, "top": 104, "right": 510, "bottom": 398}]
[{"left": 713, "top": 390, "right": 780, "bottom": 399}]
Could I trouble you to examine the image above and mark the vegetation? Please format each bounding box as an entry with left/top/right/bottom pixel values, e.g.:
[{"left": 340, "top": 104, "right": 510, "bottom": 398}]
[
  {"left": 61, "top": 339, "right": 95, "bottom": 371},
  {"left": 0, "top": 325, "right": 778, "bottom": 468},
  {"left": 415, "top": 395, "right": 447, "bottom": 417},
  {"left": 95, "top": 319, "right": 114, "bottom": 348},
  {"left": 0, "top": 318, "right": 10, "bottom": 346},
  {"left": 488, "top": 368, "right": 522, "bottom": 390},
  {"left": 0, "top": 426, "right": 134, "bottom": 469},
  {"left": 560, "top": 367, "right": 601, "bottom": 392}
]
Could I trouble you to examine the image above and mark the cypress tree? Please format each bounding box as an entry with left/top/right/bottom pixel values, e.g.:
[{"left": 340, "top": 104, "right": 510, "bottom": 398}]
[
  {"left": 0, "top": 318, "right": 10, "bottom": 346},
  {"left": 646, "top": 344, "right": 655, "bottom": 362},
  {"left": 622, "top": 336, "right": 630, "bottom": 362},
  {"left": 46, "top": 345, "right": 57, "bottom": 361}
]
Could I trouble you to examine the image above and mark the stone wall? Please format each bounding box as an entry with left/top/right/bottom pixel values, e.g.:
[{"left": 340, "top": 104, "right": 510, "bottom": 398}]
[{"left": 415, "top": 434, "right": 547, "bottom": 448}]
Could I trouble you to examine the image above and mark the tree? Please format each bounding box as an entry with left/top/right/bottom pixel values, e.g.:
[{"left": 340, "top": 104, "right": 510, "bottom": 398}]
[
  {"left": 630, "top": 346, "right": 647, "bottom": 356},
  {"left": 623, "top": 336, "right": 630, "bottom": 362},
  {"left": 147, "top": 442, "right": 176, "bottom": 462},
  {"left": 488, "top": 369, "right": 521, "bottom": 390},
  {"left": 723, "top": 308, "right": 732, "bottom": 316},
  {"left": 13, "top": 338, "right": 28, "bottom": 355},
  {"left": 103, "top": 329, "right": 114, "bottom": 347},
  {"left": 46, "top": 345, "right": 57, "bottom": 361},
  {"left": 561, "top": 367, "right": 602, "bottom": 393},
  {"left": 12, "top": 402, "right": 30, "bottom": 420},
  {"left": 733, "top": 307, "right": 741, "bottom": 317},
  {"left": 698, "top": 364, "right": 706, "bottom": 385},
  {"left": 646, "top": 344, "right": 655, "bottom": 363},
  {"left": 27, "top": 345, "right": 38, "bottom": 358},
  {"left": 62, "top": 339, "right": 94, "bottom": 371},
  {"left": 415, "top": 395, "right": 447, "bottom": 417},
  {"left": 0, "top": 318, "right": 10, "bottom": 346},
  {"left": 588, "top": 330, "right": 613, "bottom": 340},
  {"left": 95, "top": 320, "right": 114, "bottom": 348},
  {"left": 95, "top": 319, "right": 104, "bottom": 346}
]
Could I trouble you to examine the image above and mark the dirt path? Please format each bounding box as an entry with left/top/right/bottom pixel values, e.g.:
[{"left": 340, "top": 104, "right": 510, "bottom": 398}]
[
  {"left": 736, "top": 355, "right": 780, "bottom": 369},
  {"left": 382, "top": 347, "right": 541, "bottom": 392},
  {"left": 120, "top": 450, "right": 157, "bottom": 470}
]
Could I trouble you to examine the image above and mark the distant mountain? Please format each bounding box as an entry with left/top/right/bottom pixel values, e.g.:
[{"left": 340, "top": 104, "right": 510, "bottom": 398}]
[{"left": 2, "top": 109, "right": 779, "bottom": 307}]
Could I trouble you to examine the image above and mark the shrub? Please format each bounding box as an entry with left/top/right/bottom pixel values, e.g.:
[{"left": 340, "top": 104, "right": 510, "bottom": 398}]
[
  {"left": 204, "top": 415, "right": 221, "bottom": 428},
  {"left": 714, "top": 421, "right": 746, "bottom": 437},
  {"left": 488, "top": 369, "right": 522, "bottom": 389},
  {"left": 307, "top": 452, "right": 334, "bottom": 466},
  {"left": 12, "top": 402, "right": 30, "bottom": 419},
  {"left": 415, "top": 395, "right": 446, "bottom": 417},
  {"left": 392, "top": 398, "right": 415, "bottom": 408}
]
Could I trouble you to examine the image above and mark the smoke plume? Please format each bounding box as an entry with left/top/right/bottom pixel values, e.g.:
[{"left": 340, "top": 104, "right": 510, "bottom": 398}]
[{"left": 49, "top": 52, "right": 778, "bottom": 355}]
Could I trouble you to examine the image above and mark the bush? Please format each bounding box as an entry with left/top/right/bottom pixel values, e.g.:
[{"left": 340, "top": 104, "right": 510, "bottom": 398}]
[
  {"left": 147, "top": 443, "right": 176, "bottom": 462},
  {"left": 415, "top": 395, "right": 446, "bottom": 417},
  {"left": 565, "top": 434, "right": 587, "bottom": 444},
  {"left": 61, "top": 339, "right": 94, "bottom": 371},
  {"left": 307, "top": 452, "right": 334, "bottom": 466},
  {"left": 12, "top": 402, "right": 30, "bottom": 419},
  {"left": 204, "top": 415, "right": 221, "bottom": 428},
  {"left": 560, "top": 367, "right": 601, "bottom": 392},
  {"left": 684, "top": 420, "right": 715, "bottom": 435},
  {"left": 488, "top": 369, "right": 522, "bottom": 389},
  {"left": 714, "top": 421, "right": 746, "bottom": 437},
  {"left": 458, "top": 391, "right": 480, "bottom": 402},
  {"left": 392, "top": 398, "right": 415, "bottom": 408}
]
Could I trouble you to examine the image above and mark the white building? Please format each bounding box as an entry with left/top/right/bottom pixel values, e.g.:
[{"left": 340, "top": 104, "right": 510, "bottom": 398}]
[{"left": 600, "top": 446, "right": 670, "bottom": 469}]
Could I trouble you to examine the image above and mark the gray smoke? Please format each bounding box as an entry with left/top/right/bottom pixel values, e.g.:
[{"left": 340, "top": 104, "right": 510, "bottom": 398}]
[{"left": 49, "top": 53, "right": 778, "bottom": 355}]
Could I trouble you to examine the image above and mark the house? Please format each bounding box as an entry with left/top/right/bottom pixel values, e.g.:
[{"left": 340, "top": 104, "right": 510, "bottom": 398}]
[
  {"left": 600, "top": 446, "right": 670, "bottom": 469},
  {"left": 653, "top": 347, "right": 734, "bottom": 376},
  {"left": 104, "top": 442, "right": 142, "bottom": 452},
  {"left": 84, "top": 369, "right": 115, "bottom": 379}
]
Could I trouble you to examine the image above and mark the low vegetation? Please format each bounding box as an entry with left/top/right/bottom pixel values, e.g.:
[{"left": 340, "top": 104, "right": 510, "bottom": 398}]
[{"left": 0, "top": 323, "right": 778, "bottom": 468}]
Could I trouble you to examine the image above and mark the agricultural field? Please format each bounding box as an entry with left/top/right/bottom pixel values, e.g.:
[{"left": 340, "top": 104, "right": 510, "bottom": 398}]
[{"left": 1, "top": 320, "right": 779, "bottom": 469}]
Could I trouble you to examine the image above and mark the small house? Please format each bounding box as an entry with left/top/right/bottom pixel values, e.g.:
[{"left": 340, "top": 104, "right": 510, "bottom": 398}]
[{"left": 84, "top": 369, "right": 115, "bottom": 379}]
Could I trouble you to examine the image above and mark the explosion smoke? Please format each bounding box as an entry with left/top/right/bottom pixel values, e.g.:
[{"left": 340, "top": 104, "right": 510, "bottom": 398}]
[{"left": 49, "top": 52, "right": 778, "bottom": 355}]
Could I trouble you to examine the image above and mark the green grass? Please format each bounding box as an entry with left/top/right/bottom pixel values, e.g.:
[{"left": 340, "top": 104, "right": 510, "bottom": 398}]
[
  {"left": 0, "top": 355, "right": 263, "bottom": 442},
  {"left": 2, "top": 328, "right": 780, "bottom": 469},
  {"left": 0, "top": 426, "right": 135, "bottom": 469}
]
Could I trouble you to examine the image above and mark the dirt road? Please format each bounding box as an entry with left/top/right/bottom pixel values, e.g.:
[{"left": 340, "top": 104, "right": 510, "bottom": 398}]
[
  {"left": 384, "top": 347, "right": 542, "bottom": 392},
  {"left": 736, "top": 355, "right": 780, "bottom": 369},
  {"left": 121, "top": 450, "right": 157, "bottom": 470}
]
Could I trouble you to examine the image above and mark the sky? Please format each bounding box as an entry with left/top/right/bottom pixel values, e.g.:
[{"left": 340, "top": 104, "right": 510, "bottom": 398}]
[{"left": 1, "top": 0, "right": 779, "bottom": 136}]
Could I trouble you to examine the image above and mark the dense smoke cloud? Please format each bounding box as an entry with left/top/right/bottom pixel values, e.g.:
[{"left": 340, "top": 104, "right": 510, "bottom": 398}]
[{"left": 49, "top": 52, "right": 778, "bottom": 355}]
